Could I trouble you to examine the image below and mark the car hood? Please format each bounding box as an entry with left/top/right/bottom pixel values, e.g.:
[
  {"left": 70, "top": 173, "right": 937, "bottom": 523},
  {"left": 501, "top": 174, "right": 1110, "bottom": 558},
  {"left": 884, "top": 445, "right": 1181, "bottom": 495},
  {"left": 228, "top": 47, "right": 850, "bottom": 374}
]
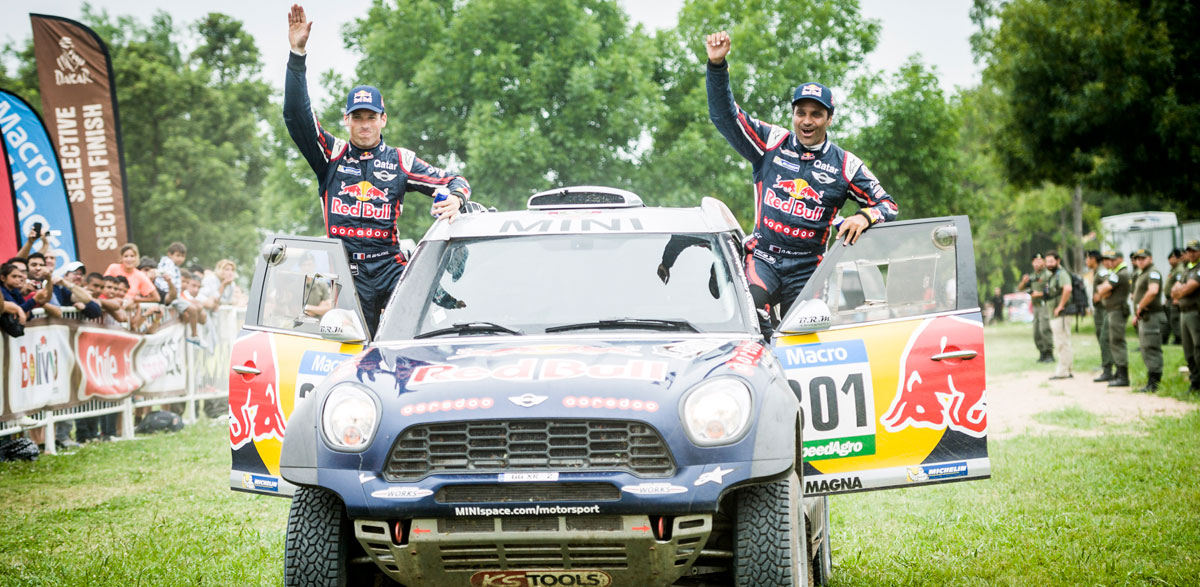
[{"left": 336, "top": 335, "right": 773, "bottom": 405}]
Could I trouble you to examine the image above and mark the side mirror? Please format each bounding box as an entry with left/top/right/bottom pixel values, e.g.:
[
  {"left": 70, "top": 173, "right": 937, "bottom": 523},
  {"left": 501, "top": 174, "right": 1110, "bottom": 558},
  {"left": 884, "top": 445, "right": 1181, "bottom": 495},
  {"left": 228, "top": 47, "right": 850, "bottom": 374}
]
[
  {"left": 319, "top": 309, "right": 366, "bottom": 343},
  {"left": 777, "top": 298, "right": 832, "bottom": 334},
  {"left": 262, "top": 242, "right": 286, "bottom": 266}
]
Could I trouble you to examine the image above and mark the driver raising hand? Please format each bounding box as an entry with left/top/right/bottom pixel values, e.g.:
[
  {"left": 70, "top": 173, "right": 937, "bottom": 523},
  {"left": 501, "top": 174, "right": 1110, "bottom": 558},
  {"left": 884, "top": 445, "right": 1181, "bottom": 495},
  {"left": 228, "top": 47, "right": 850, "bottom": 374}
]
[{"left": 705, "top": 31, "right": 899, "bottom": 318}]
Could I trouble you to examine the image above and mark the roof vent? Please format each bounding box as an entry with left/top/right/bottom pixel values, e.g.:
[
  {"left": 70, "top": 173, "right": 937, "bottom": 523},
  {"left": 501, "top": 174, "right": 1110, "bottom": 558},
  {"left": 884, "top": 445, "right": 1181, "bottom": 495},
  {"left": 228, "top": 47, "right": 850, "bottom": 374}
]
[{"left": 527, "top": 186, "right": 644, "bottom": 210}]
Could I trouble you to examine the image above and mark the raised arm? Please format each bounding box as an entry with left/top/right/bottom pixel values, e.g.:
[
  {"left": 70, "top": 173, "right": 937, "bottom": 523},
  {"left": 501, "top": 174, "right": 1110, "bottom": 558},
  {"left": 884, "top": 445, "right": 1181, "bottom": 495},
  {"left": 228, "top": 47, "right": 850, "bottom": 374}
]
[
  {"left": 283, "top": 4, "right": 345, "bottom": 179},
  {"left": 705, "top": 31, "right": 785, "bottom": 166}
]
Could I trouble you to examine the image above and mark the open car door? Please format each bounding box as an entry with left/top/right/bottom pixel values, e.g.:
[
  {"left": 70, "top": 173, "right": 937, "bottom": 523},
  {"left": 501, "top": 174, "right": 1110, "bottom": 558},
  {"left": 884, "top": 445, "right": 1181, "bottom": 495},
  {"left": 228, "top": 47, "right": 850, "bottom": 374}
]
[
  {"left": 774, "top": 216, "right": 988, "bottom": 496},
  {"left": 229, "top": 236, "right": 370, "bottom": 496}
]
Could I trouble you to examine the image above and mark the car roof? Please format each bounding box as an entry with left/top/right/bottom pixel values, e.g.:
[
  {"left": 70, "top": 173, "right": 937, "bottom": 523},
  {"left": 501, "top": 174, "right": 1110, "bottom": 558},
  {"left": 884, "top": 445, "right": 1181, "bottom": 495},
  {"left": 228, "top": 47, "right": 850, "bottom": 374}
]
[{"left": 422, "top": 191, "right": 743, "bottom": 241}]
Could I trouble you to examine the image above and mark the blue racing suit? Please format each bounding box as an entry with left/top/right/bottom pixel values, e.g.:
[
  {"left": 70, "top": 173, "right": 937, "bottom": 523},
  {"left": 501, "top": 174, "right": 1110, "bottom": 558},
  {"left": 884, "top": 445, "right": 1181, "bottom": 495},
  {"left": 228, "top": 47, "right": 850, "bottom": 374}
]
[
  {"left": 707, "top": 60, "right": 899, "bottom": 316},
  {"left": 284, "top": 51, "right": 471, "bottom": 334}
]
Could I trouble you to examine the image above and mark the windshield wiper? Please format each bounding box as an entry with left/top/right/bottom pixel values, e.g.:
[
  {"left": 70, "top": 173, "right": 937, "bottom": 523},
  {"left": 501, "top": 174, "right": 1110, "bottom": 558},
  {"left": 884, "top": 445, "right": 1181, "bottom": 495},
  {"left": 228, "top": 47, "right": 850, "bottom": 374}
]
[
  {"left": 415, "top": 322, "right": 523, "bottom": 339},
  {"left": 544, "top": 318, "right": 699, "bottom": 334}
]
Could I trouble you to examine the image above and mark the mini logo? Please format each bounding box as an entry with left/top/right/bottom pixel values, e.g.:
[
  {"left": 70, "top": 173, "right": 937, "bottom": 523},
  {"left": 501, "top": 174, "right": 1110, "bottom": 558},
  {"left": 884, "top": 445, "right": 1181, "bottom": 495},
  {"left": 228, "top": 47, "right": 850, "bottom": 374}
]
[
  {"left": 811, "top": 170, "right": 836, "bottom": 184},
  {"left": 373, "top": 170, "right": 397, "bottom": 182},
  {"left": 694, "top": 466, "right": 733, "bottom": 486},
  {"left": 508, "top": 393, "right": 548, "bottom": 408}
]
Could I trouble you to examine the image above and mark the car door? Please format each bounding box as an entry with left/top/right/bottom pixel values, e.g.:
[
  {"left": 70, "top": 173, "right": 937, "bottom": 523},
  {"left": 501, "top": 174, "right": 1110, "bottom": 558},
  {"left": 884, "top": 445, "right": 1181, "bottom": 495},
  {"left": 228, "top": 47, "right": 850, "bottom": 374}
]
[
  {"left": 774, "top": 216, "right": 988, "bottom": 496},
  {"left": 229, "top": 235, "right": 371, "bottom": 496}
]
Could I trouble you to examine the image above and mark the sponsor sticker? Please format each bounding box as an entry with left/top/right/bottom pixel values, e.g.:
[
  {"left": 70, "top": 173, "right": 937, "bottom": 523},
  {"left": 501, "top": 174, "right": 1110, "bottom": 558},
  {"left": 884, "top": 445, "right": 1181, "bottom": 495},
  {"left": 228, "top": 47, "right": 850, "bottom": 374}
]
[
  {"left": 778, "top": 340, "right": 878, "bottom": 461},
  {"left": 399, "top": 396, "right": 494, "bottom": 416},
  {"left": 452, "top": 345, "right": 641, "bottom": 359},
  {"left": 373, "top": 170, "right": 396, "bottom": 182},
  {"left": 455, "top": 504, "right": 602, "bottom": 516},
  {"left": 805, "top": 476, "right": 862, "bottom": 493},
  {"left": 781, "top": 149, "right": 799, "bottom": 158},
  {"left": 653, "top": 339, "right": 724, "bottom": 360},
  {"left": 469, "top": 570, "right": 613, "bottom": 587},
  {"left": 812, "top": 159, "right": 837, "bottom": 175},
  {"left": 562, "top": 396, "right": 658, "bottom": 412},
  {"left": 508, "top": 393, "right": 548, "bottom": 408},
  {"left": 336, "top": 165, "right": 361, "bottom": 176},
  {"left": 374, "top": 159, "right": 398, "bottom": 171},
  {"left": 694, "top": 466, "right": 733, "bottom": 486},
  {"left": 241, "top": 473, "right": 280, "bottom": 492},
  {"left": 811, "top": 170, "right": 836, "bottom": 185},
  {"left": 800, "top": 151, "right": 816, "bottom": 161},
  {"left": 500, "top": 472, "right": 559, "bottom": 483},
  {"left": 907, "top": 461, "right": 968, "bottom": 482},
  {"left": 773, "top": 156, "right": 800, "bottom": 172},
  {"left": 621, "top": 483, "right": 687, "bottom": 496},
  {"left": 371, "top": 487, "right": 434, "bottom": 499},
  {"left": 409, "top": 359, "right": 668, "bottom": 386}
]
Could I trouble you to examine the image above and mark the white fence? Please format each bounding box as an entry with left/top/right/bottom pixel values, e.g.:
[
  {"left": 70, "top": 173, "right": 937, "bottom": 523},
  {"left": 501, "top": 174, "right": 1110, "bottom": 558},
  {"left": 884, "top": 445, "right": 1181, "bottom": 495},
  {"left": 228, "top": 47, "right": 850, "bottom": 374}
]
[{"left": 0, "top": 305, "right": 243, "bottom": 455}]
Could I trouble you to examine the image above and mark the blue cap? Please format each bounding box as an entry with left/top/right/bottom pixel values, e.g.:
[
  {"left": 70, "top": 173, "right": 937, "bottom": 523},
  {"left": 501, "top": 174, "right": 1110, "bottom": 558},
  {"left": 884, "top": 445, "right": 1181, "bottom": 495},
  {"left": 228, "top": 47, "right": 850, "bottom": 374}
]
[
  {"left": 792, "top": 82, "right": 835, "bottom": 114},
  {"left": 345, "top": 85, "right": 385, "bottom": 114}
]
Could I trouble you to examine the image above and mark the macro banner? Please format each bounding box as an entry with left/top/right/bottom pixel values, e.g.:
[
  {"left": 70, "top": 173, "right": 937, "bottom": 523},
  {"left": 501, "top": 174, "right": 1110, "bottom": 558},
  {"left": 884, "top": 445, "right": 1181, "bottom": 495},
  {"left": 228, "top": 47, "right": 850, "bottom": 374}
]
[
  {"left": 31, "top": 14, "right": 130, "bottom": 272},
  {"left": 0, "top": 89, "right": 79, "bottom": 268},
  {"left": 0, "top": 136, "right": 18, "bottom": 259}
]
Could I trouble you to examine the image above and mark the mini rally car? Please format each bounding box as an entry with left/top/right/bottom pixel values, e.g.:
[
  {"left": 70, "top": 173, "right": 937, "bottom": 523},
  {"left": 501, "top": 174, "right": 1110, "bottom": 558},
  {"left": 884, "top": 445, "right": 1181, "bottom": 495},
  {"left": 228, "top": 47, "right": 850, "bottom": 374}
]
[{"left": 229, "top": 187, "right": 989, "bottom": 587}]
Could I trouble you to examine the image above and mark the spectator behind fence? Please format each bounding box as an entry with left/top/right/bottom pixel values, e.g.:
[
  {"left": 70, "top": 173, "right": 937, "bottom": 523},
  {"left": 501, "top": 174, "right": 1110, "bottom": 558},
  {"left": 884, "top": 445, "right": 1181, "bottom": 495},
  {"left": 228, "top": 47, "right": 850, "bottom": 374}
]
[
  {"left": 5, "top": 257, "right": 35, "bottom": 297},
  {"left": 156, "top": 242, "right": 203, "bottom": 339},
  {"left": 25, "top": 252, "right": 63, "bottom": 319},
  {"left": 98, "top": 275, "right": 132, "bottom": 325},
  {"left": 51, "top": 262, "right": 102, "bottom": 320},
  {"left": 104, "top": 243, "right": 160, "bottom": 304},
  {"left": 2, "top": 262, "right": 33, "bottom": 328}
]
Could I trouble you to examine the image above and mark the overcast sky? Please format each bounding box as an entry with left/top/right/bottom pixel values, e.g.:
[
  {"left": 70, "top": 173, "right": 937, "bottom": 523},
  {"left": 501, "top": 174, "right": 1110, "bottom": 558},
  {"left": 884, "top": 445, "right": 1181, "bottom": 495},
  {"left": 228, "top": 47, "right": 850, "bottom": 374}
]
[{"left": 4, "top": 0, "right": 981, "bottom": 106}]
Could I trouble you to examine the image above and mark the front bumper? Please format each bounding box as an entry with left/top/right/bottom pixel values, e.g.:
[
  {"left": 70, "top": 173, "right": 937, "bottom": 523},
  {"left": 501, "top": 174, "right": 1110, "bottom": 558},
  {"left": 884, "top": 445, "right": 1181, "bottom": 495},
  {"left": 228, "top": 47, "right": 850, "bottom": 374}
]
[{"left": 356, "top": 514, "right": 712, "bottom": 587}]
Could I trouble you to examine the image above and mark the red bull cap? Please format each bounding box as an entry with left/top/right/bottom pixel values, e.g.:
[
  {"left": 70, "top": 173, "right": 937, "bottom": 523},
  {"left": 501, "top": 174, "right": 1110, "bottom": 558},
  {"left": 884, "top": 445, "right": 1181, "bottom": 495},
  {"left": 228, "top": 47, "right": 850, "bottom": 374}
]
[
  {"left": 792, "top": 82, "right": 834, "bottom": 115},
  {"left": 346, "top": 85, "right": 384, "bottom": 114}
]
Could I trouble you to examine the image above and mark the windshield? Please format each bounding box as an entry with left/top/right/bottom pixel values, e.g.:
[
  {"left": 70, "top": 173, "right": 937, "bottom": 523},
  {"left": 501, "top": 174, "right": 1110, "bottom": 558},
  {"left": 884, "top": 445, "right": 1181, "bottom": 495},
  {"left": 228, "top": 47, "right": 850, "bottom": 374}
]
[{"left": 380, "top": 233, "right": 750, "bottom": 338}]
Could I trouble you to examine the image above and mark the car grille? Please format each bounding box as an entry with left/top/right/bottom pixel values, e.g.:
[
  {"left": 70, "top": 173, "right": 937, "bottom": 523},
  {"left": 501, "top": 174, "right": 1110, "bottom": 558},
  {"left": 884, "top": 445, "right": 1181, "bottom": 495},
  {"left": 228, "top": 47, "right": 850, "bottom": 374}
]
[
  {"left": 435, "top": 483, "right": 620, "bottom": 503},
  {"left": 383, "top": 419, "right": 674, "bottom": 481}
]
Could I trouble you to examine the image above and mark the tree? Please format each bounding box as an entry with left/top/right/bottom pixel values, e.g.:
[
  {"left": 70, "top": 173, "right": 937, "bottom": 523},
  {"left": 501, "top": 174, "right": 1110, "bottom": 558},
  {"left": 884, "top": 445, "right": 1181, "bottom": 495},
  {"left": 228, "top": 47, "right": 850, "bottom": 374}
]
[
  {"left": 642, "top": 0, "right": 881, "bottom": 227},
  {"left": 841, "top": 59, "right": 967, "bottom": 220},
  {"left": 981, "top": 0, "right": 1199, "bottom": 206},
  {"left": 339, "top": 0, "right": 661, "bottom": 240}
]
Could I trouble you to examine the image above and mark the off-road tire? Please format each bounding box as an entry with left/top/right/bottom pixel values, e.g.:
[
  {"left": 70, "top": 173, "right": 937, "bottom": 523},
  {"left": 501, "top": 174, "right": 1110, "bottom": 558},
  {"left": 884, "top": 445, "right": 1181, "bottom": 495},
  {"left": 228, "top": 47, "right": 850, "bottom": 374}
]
[
  {"left": 284, "top": 486, "right": 353, "bottom": 587},
  {"left": 734, "top": 475, "right": 805, "bottom": 586}
]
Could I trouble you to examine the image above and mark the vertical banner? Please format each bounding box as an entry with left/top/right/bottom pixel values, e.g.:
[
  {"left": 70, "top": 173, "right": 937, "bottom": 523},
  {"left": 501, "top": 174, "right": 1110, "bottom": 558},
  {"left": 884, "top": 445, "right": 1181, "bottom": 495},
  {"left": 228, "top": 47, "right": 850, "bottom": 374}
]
[
  {"left": 0, "top": 89, "right": 79, "bottom": 268},
  {"left": 31, "top": 14, "right": 130, "bottom": 272},
  {"left": 0, "top": 137, "right": 18, "bottom": 260}
]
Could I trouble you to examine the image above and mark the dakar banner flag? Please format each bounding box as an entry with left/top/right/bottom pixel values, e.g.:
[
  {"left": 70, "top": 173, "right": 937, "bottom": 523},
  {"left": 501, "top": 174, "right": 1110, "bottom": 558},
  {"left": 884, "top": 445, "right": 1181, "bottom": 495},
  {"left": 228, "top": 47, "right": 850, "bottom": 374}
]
[
  {"left": 0, "top": 89, "right": 79, "bottom": 268},
  {"left": 31, "top": 14, "right": 130, "bottom": 272}
]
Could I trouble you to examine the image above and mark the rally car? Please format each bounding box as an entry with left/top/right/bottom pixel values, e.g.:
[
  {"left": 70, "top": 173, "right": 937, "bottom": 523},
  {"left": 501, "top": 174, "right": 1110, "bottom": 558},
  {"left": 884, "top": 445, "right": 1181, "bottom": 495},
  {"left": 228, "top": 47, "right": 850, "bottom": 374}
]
[{"left": 229, "top": 187, "right": 988, "bottom": 587}]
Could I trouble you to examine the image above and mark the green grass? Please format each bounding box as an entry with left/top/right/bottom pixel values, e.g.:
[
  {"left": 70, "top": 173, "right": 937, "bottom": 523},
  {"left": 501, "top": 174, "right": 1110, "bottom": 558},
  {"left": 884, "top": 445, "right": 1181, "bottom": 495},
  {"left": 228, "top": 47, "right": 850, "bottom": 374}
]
[
  {"left": 1031, "top": 404, "right": 1101, "bottom": 429},
  {"left": 0, "top": 321, "right": 1195, "bottom": 586}
]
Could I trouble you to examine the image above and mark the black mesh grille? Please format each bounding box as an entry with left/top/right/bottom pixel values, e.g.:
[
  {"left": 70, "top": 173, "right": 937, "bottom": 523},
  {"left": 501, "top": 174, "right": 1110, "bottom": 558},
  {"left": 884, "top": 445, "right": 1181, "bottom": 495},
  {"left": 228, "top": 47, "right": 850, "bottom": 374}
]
[
  {"left": 384, "top": 419, "right": 674, "bottom": 481},
  {"left": 435, "top": 483, "right": 620, "bottom": 503}
]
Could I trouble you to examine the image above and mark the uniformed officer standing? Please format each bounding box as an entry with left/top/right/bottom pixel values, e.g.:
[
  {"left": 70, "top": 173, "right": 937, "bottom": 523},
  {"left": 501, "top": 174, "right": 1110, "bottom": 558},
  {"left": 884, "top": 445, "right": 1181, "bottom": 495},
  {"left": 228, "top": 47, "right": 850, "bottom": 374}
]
[
  {"left": 1086, "top": 251, "right": 1115, "bottom": 382},
  {"left": 1044, "top": 252, "right": 1074, "bottom": 380},
  {"left": 1165, "top": 248, "right": 1185, "bottom": 345},
  {"left": 1095, "top": 250, "right": 1131, "bottom": 387},
  {"left": 1130, "top": 249, "right": 1165, "bottom": 392},
  {"left": 1170, "top": 240, "right": 1200, "bottom": 393},
  {"left": 1017, "top": 254, "right": 1054, "bottom": 363}
]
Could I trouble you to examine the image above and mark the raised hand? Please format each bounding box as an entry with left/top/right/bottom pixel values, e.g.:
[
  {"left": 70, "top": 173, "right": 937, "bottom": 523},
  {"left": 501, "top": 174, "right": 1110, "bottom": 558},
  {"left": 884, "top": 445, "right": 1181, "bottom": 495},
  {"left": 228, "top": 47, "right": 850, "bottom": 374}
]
[
  {"left": 706, "top": 31, "right": 731, "bottom": 65},
  {"left": 288, "top": 4, "right": 312, "bottom": 53}
]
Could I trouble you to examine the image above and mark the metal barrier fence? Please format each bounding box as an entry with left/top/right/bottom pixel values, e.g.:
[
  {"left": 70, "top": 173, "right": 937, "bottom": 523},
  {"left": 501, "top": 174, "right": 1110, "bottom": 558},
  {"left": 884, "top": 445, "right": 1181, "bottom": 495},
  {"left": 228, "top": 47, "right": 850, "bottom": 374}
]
[{"left": 0, "top": 305, "right": 244, "bottom": 455}]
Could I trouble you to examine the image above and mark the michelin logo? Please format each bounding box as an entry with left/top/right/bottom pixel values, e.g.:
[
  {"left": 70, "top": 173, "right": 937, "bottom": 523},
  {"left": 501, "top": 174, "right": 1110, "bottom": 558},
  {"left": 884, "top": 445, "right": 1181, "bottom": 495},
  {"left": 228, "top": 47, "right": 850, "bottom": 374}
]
[{"left": 907, "top": 462, "right": 968, "bottom": 482}]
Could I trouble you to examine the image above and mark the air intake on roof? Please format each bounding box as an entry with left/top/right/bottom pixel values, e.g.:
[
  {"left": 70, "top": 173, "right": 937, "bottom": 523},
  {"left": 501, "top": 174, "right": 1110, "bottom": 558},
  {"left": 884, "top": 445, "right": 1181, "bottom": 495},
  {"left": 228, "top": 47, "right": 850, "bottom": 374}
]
[{"left": 527, "top": 186, "right": 645, "bottom": 209}]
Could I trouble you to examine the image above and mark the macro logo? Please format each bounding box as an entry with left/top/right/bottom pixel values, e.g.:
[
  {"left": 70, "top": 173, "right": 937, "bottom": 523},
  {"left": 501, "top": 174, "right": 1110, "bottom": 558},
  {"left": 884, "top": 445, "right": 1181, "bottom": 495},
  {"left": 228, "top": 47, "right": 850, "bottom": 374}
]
[{"left": 20, "top": 336, "right": 59, "bottom": 388}]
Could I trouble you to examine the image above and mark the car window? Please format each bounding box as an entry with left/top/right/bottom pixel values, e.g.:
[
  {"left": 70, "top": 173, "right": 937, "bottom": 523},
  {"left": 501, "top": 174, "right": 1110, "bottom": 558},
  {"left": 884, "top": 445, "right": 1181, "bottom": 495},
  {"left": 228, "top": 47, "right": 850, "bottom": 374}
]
[
  {"left": 379, "top": 233, "right": 751, "bottom": 338},
  {"left": 804, "top": 221, "right": 958, "bottom": 326},
  {"left": 252, "top": 244, "right": 359, "bottom": 334}
]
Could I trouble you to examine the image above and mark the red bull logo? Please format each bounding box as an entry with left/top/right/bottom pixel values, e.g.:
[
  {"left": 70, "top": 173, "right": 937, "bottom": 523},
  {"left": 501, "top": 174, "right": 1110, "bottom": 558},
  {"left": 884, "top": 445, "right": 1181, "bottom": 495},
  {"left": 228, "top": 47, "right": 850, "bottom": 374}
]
[
  {"left": 229, "top": 332, "right": 287, "bottom": 449},
  {"left": 339, "top": 180, "right": 389, "bottom": 202},
  {"left": 773, "top": 174, "right": 822, "bottom": 203},
  {"left": 881, "top": 316, "right": 987, "bottom": 438}
]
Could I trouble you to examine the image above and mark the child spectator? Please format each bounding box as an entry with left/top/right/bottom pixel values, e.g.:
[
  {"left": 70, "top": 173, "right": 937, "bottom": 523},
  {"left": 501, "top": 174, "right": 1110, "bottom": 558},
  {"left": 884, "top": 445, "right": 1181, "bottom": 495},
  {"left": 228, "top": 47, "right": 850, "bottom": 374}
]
[
  {"left": 2, "top": 262, "right": 33, "bottom": 327},
  {"left": 104, "top": 243, "right": 160, "bottom": 304}
]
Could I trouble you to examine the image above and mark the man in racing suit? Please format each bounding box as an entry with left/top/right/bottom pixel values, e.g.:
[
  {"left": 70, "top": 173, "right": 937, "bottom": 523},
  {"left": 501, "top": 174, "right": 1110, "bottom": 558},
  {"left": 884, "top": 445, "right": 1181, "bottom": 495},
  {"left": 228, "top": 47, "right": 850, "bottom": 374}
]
[
  {"left": 285, "top": 4, "right": 470, "bottom": 335},
  {"left": 705, "top": 31, "right": 898, "bottom": 318}
]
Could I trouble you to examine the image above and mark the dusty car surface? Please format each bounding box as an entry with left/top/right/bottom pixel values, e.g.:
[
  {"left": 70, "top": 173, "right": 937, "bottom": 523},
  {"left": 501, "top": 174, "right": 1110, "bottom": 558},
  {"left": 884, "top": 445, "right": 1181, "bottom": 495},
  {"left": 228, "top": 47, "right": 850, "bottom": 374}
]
[{"left": 230, "top": 187, "right": 989, "bottom": 587}]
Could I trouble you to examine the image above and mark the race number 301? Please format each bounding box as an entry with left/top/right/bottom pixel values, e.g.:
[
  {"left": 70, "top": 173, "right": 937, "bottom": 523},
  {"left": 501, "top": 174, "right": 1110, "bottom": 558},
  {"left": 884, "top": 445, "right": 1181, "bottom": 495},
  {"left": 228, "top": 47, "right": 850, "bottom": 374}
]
[{"left": 777, "top": 340, "right": 877, "bottom": 461}]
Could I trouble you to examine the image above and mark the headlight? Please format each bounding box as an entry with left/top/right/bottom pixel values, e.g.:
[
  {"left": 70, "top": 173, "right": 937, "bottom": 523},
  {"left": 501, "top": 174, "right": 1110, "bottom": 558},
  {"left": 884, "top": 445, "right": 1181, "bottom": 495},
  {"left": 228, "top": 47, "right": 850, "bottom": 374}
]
[
  {"left": 321, "top": 384, "right": 379, "bottom": 451},
  {"left": 682, "top": 378, "right": 752, "bottom": 446}
]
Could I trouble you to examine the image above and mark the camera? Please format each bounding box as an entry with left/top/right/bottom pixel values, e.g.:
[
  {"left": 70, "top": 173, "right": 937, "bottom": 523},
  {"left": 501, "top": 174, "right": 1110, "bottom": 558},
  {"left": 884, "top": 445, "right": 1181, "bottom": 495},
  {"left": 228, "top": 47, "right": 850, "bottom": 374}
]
[{"left": 31, "top": 222, "right": 42, "bottom": 236}]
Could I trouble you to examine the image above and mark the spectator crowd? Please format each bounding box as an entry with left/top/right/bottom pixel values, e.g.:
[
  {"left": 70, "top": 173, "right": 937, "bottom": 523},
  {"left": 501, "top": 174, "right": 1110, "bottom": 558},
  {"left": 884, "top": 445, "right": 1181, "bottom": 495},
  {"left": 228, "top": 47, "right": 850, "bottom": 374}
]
[{"left": 1, "top": 223, "right": 247, "bottom": 448}]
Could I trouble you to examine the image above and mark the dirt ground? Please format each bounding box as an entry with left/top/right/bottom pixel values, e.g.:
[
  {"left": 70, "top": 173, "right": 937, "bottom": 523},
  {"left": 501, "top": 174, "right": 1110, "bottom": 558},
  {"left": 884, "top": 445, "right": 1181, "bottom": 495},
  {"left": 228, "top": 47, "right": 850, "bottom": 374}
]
[{"left": 988, "top": 368, "right": 1196, "bottom": 438}]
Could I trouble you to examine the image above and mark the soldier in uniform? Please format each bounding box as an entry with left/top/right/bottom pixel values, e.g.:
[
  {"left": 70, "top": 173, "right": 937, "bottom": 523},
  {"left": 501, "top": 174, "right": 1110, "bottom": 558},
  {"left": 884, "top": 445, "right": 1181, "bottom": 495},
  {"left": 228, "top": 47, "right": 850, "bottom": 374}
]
[
  {"left": 1130, "top": 249, "right": 1164, "bottom": 392},
  {"left": 1170, "top": 240, "right": 1200, "bottom": 393},
  {"left": 1017, "top": 253, "right": 1054, "bottom": 363},
  {"left": 1086, "top": 251, "right": 1115, "bottom": 382},
  {"left": 1165, "top": 248, "right": 1185, "bottom": 345},
  {"left": 1095, "top": 250, "right": 1131, "bottom": 387},
  {"left": 1044, "top": 252, "right": 1074, "bottom": 380}
]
